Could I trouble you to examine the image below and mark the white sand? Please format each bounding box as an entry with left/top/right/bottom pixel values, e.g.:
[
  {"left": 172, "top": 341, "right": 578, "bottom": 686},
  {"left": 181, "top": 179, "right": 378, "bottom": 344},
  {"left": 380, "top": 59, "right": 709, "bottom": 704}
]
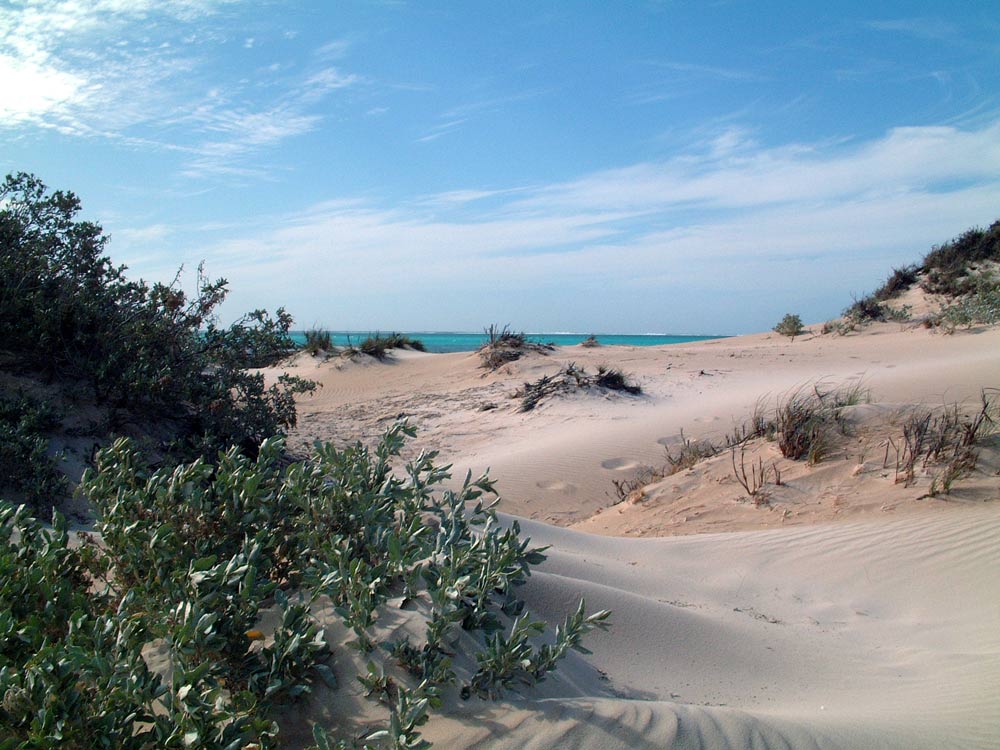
[{"left": 266, "top": 319, "right": 1000, "bottom": 748}]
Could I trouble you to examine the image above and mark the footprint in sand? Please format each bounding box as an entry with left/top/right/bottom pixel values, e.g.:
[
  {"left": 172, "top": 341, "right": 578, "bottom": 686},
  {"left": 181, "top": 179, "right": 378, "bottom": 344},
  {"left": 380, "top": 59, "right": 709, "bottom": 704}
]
[
  {"left": 601, "top": 457, "right": 640, "bottom": 471},
  {"left": 535, "top": 479, "right": 577, "bottom": 494}
]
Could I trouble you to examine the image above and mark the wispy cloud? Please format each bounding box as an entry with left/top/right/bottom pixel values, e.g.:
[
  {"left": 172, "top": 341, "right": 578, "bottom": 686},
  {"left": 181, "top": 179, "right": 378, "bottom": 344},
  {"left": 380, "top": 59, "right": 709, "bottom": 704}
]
[
  {"left": 416, "top": 89, "right": 548, "bottom": 143},
  {"left": 152, "top": 119, "right": 1000, "bottom": 332},
  {"left": 626, "top": 58, "right": 764, "bottom": 105},
  {"left": 641, "top": 60, "right": 765, "bottom": 82},
  {"left": 866, "top": 17, "right": 959, "bottom": 40},
  {"left": 0, "top": 1, "right": 363, "bottom": 177},
  {"left": 416, "top": 119, "right": 467, "bottom": 143},
  {"left": 0, "top": 0, "right": 228, "bottom": 129}
]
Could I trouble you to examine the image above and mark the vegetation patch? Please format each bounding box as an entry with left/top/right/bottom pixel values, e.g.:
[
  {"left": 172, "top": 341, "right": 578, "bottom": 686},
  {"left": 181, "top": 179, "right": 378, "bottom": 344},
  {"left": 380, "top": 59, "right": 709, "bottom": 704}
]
[
  {"left": 479, "top": 324, "right": 553, "bottom": 371},
  {"left": 358, "top": 333, "right": 427, "bottom": 359},
  {"left": 884, "top": 389, "right": 998, "bottom": 490},
  {"left": 610, "top": 381, "right": 871, "bottom": 504},
  {"left": 303, "top": 328, "right": 334, "bottom": 355},
  {"left": 0, "top": 424, "right": 610, "bottom": 749},
  {"left": 773, "top": 313, "right": 806, "bottom": 340},
  {"left": 517, "top": 363, "right": 641, "bottom": 412},
  {"left": 0, "top": 172, "right": 317, "bottom": 509},
  {"left": 832, "top": 219, "right": 1000, "bottom": 334},
  {"left": 920, "top": 222, "right": 1000, "bottom": 297},
  {"left": 929, "top": 273, "right": 1000, "bottom": 332},
  {"left": 610, "top": 430, "right": 718, "bottom": 503},
  {"left": 0, "top": 393, "right": 68, "bottom": 507},
  {"left": 610, "top": 382, "right": 998, "bottom": 509}
]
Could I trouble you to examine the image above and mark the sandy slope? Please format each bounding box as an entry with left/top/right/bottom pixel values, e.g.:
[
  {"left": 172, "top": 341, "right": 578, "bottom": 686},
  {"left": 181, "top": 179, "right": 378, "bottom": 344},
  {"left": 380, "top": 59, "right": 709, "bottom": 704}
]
[
  {"left": 278, "top": 323, "right": 998, "bottom": 529},
  {"left": 428, "top": 506, "right": 1000, "bottom": 749},
  {"left": 265, "top": 321, "right": 1000, "bottom": 749}
]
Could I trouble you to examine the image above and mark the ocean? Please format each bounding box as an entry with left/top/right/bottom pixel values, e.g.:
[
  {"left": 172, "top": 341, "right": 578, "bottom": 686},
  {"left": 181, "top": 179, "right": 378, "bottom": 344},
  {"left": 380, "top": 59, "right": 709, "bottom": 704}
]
[{"left": 288, "top": 331, "right": 725, "bottom": 354}]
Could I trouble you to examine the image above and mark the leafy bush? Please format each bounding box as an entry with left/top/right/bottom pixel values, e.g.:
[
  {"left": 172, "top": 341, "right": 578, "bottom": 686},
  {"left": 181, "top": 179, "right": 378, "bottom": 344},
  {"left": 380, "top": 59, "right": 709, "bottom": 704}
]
[
  {"left": 0, "top": 424, "right": 609, "bottom": 749},
  {"left": 931, "top": 273, "right": 1000, "bottom": 332},
  {"left": 920, "top": 221, "right": 1000, "bottom": 296},
  {"left": 0, "top": 172, "right": 314, "bottom": 468},
  {"left": 580, "top": 335, "right": 600, "bottom": 348},
  {"left": 0, "top": 394, "right": 67, "bottom": 507},
  {"left": 773, "top": 313, "right": 805, "bottom": 339}
]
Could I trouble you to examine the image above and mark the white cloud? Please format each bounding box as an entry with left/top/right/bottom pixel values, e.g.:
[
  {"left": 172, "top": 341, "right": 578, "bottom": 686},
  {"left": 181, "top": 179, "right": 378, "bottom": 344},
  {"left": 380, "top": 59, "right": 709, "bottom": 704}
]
[
  {"left": 155, "top": 120, "right": 1000, "bottom": 332},
  {"left": 0, "top": 0, "right": 362, "bottom": 176},
  {"left": 0, "top": 53, "right": 88, "bottom": 124},
  {"left": 866, "top": 17, "right": 958, "bottom": 40}
]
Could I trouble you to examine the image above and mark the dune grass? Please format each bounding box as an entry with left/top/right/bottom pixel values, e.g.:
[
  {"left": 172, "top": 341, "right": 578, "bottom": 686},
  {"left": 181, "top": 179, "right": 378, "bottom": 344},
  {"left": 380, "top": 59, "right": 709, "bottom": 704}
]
[
  {"left": 479, "top": 324, "right": 552, "bottom": 370},
  {"left": 518, "top": 363, "right": 641, "bottom": 412},
  {"left": 358, "top": 332, "right": 427, "bottom": 359}
]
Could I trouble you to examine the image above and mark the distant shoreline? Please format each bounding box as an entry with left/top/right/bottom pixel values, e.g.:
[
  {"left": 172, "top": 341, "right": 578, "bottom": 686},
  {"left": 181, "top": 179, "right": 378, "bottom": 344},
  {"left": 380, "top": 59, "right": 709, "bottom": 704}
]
[{"left": 288, "top": 330, "right": 728, "bottom": 354}]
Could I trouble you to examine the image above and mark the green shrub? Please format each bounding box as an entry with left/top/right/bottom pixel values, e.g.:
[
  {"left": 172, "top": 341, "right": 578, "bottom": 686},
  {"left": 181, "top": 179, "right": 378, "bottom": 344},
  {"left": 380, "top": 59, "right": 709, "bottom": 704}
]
[
  {"left": 773, "top": 313, "right": 805, "bottom": 339},
  {"left": 932, "top": 273, "right": 1000, "bottom": 331},
  {"left": 0, "top": 172, "right": 314, "bottom": 465},
  {"left": 0, "top": 424, "right": 610, "bottom": 749},
  {"left": 842, "top": 294, "right": 886, "bottom": 324},
  {"left": 873, "top": 264, "right": 919, "bottom": 301},
  {"left": 920, "top": 221, "right": 1000, "bottom": 296},
  {"left": 0, "top": 395, "right": 67, "bottom": 508}
]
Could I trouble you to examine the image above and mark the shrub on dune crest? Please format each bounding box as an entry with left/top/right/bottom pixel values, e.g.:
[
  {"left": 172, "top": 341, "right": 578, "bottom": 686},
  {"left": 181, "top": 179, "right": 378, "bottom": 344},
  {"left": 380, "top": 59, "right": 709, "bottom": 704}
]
[
  {"left": 773, "top": 313, "right": 806, "bottom": 340},
  {"left": 479, "top": 324, "right": 552, "bottom": 371},
  {"left": 358, "top": 332, "right": 427, "bottom": 359},
  {"left": 303, "top": 327, "right": 334, "bottom": 355}
]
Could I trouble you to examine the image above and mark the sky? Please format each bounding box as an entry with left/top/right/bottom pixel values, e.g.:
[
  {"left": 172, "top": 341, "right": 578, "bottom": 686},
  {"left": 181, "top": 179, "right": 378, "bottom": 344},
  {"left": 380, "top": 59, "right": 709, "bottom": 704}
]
[{"left": 2, "top": 1, "right": 999, "bottom": 335}]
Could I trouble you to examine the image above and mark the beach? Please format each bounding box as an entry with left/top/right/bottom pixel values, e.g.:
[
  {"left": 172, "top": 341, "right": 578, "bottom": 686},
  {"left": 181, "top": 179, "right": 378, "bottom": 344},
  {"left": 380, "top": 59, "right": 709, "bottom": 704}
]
[{"left": 265, "top": 315, "right": 1000, "bottom": 749}]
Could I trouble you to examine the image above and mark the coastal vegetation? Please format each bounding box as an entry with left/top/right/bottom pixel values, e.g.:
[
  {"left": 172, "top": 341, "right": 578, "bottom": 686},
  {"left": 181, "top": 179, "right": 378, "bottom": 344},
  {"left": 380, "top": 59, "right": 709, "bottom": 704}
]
[
  {"left": 0, "top": 175, "right": 609, "bottom": 748},
  {"left": 517, "top": 363, "right": 641, "bottom": 412},
  {"left": 772, "top": 313, "right": 806, "bottom": 339},
  {"left": 479, "top": 324, "right": 553, "bottom": 370},
  {"left": 0, "top": 172, "right": 314, "bottom": 508},
  {"left": 302, "top": 330, "right": 426, "bottom": 359},
  {"left": 1, "top": 425, "right": 609, "bottom": 749},
  {"left": 612, "top": 383, "right": 998, "bottom": 507},
  {"left": 831, "top": 219, "right": 1000, "bottom": 333},
  {"left": 357, "top": 332, "right": 427, "bottom": 358},
  {"left": 303, "top": 327, "right": 335, "bottom": 355}
]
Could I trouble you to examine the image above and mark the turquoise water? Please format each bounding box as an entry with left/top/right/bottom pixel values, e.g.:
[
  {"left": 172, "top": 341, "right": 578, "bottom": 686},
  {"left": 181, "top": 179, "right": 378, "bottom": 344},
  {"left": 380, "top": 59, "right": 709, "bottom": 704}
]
[{"left": 289, "top": 331, "right": 725, "bottom": 354}]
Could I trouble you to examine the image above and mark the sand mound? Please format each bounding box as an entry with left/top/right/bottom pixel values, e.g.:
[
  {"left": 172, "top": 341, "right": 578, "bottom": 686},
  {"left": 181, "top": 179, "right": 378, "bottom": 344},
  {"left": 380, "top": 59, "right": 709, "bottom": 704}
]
[
  {"left": 262, "top": 318, "right": 999, "bottom": 748},
  {"left": 431, "top": 507, "right": 1000, "bottom": 749}
]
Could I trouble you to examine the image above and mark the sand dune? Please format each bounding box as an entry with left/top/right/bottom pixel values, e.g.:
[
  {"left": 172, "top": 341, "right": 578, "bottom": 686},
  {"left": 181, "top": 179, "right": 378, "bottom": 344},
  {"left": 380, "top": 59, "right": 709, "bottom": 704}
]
[{"left": 267, "top": 319, "right": 1000, "bottom": 748}]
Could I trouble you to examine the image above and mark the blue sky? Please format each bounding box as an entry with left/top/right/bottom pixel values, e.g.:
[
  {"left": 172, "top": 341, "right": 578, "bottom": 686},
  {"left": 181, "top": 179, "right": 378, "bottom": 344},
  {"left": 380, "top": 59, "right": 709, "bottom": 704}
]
[{"left": 2, "top": 1, "right": 999, "bottom": 334}]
